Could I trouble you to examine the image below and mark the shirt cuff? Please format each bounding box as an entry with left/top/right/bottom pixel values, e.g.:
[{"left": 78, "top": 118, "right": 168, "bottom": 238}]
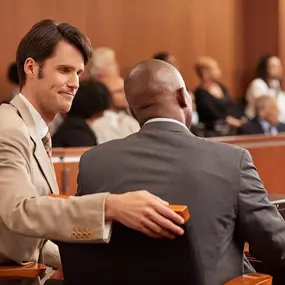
[
  {"left": 103, "top": 220, "right": 112, "bottom": 242},
  {"left": 103, "top": 193, "right": 112, "bottom": 242}
]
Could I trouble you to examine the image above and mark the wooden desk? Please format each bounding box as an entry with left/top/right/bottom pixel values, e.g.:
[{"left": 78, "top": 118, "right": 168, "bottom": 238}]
[{"left": 211, "top": 134, "right": 285, "bottom": 194}]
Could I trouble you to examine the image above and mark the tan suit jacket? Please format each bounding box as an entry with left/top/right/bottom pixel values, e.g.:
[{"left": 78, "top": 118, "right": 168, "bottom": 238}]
[{"left": 0, "top": 95, "right": 109, "bottom": 268}]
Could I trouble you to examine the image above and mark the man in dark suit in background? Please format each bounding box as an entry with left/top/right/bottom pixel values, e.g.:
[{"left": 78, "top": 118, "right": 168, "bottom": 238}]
[
  {"left": 59, "top": 59, "right": 285, "bottom": 285},
  {"left": 240, "top": 95, "right": 285, "bottom": 135}
]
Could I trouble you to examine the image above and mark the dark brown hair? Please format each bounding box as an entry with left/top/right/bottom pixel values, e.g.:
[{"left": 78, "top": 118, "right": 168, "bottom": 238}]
[{"left": 16, "top": 19, "right": 93, "bottom": 88}]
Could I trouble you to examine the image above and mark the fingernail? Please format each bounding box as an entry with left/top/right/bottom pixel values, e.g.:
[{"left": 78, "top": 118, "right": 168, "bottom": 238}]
[
  {"left": 179, "top": 228, "right": 184, "bottom": 235},
  {"left": 179, "top": 218, "right": 185, "bottom": 224}
]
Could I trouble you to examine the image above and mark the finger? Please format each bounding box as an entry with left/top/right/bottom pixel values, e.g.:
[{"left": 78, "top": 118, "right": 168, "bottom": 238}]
[
  {"left": 149, "top": 210, "right": 184, "bottom": 236},
  {"left": 140, "top": 226, "right": 162, "bottom": 238},
  {"left": 142, "top": 217, "right": 175, "bottom": 239},
  {"left": 153, "top": 202, "right": 185, "bottom": 225},
  {"left": 149, "top": 193, "right": 169, "bottom": 206}
]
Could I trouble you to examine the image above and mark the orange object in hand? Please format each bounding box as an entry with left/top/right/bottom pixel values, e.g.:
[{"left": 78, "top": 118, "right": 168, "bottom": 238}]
[{"left": 168, "top": 205, "right": 190, "bottom": 222}]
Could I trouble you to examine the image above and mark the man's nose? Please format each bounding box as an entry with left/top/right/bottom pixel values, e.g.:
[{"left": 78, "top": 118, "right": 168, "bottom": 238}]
[{"left": 68, "top": 73, "right": 79, "bottom": 89}]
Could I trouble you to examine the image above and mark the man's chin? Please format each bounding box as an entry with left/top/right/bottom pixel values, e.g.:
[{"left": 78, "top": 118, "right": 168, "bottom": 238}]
[{"left": 59, "top": 103, "right": 72, "bottom": 114}]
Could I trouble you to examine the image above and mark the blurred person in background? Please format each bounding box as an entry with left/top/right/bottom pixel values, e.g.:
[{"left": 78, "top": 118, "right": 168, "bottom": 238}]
[
  {"left": 239, "top": 95, "right": 285, "bottom": 135},
  {"left": 91, "top": 76, "right": 140, "bottom": 143},
  {"left": 52, "top": 80, "right": 111, "bottom": 147},
  {"left": 245, "top": 55, "right": 285, "bottom": 123},
  {"left": 153, "top": 52, "right": 201, "bottom": 127},
  {"left": 153, "top": 51, "right": 179, "bottom": 69},
  {"left": 2, "top": 62, "right": 20, "bottom": 104},
  {"left": 89, "top": 47, "right": 120, "bottom": 81},
  {"left": 194, "top": 56, "right": 246, "bottom": 137}
]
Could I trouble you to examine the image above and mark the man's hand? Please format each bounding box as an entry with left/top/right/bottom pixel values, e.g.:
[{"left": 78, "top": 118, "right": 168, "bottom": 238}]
[{"left": 105, "top": 190, "right": 185, "bottom": 239}]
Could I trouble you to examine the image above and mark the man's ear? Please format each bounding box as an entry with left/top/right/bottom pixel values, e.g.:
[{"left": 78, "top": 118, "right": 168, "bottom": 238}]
[
  {"left": 24, "top": 58, "right": 38, "bottom": 79},
  {"left": 176, "top": 87, "right": 188, "bottom": 109}
]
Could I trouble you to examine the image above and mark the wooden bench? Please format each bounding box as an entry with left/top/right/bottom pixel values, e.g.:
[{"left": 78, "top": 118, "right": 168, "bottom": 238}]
[
  {"left": 224, "top": 273, "right": 272, "bottom": 285},
  {"left": 0, "top": 263, "right": 46, "bottom": 280}
]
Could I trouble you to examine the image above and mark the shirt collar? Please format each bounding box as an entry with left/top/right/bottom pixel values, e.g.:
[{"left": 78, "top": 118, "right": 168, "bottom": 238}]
[
  {"left": 18, "top": 93, "right": 49, "bottom": 139},
  {"left": 144, "top": 118, "right": 189, "bottom": 131}
]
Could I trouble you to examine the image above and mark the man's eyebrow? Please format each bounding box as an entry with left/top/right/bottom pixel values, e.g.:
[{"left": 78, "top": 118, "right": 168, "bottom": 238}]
[{"left": 57, "top": 65, "right": 84, "bottom": 73}]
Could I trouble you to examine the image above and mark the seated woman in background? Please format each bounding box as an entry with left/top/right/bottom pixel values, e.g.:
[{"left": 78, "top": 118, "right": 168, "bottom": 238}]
[
  {"left": 52, "top": 80, "right": 111, "bottom": 147},
  {"left": 245, "top": 55, "right": 285, "bottom": 123},
  {"left": 194, "top": 57, "right": 246, "bottom": 137}
]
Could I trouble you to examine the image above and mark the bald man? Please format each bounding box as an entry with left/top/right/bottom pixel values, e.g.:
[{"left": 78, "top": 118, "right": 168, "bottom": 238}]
[
  {"left": 91, "top": 76, "right": 140, "bottom": 143},
  {"left": 59, "top": 60, "right": 285, "bottom": 285}
]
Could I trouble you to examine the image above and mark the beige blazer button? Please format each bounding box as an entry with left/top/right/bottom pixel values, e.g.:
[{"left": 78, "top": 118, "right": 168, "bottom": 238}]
[
  {"left": 72, "top": 232, "right": 77, "bottom": 238},
  {"left": 82, "top": 232, "right": 88, "bottom": 238},
  {"left": 87, "top": 231, "right": 92, "bottom": 237},
  {"left": 77, "top": 232, "right": 83, "bottom": 238}
]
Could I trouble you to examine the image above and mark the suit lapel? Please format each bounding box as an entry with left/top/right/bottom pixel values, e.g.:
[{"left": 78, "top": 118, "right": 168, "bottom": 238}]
[
  {"left": 10, "top": 96, "right": 59, "bottom": 194},
  {"left": 253, "top": 118, "right": 266, "bottom": 134}
]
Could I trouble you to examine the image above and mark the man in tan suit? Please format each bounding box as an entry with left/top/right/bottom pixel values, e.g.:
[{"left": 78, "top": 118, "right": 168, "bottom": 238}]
[{"left": 0, "top": 20, "right": 184, "bottom": 284}]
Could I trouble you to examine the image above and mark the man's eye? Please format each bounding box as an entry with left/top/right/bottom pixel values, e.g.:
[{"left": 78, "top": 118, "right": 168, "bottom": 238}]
[{"left": 60, "top": 68, "right": 70, "bottom": 74}]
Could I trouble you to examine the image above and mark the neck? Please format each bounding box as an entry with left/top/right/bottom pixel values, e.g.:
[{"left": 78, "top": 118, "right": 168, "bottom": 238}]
[
  {"left": 21, "top": 86, "right": 56, "bottom": 124},
  {"left": 109, "top": 106, "right": 121, "bottom": 113},
  {"left": 138, "top": 109, "right": 186, "bottom": 127},
  {"left": 201, "top": 79, "right": 215, "bottom": 87}
]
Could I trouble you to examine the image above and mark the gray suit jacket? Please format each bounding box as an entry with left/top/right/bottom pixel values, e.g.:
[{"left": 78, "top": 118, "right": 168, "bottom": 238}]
[{"left": 70, "top": 121, "right": 285, "bottom": 285}]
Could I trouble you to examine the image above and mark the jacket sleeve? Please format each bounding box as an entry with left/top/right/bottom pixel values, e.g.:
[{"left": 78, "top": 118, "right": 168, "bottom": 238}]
[
  {"left": 0, "top": 124, "right": 110, "bottom": 243},
  {"left": 237, "top": 149, "right": 285, "bottom": 268}
]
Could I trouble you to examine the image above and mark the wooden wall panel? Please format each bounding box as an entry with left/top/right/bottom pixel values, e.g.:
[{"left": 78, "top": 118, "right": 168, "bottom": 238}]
[
  {"left": 278, "top": 0, "right": 285, "bottom": 85},
  {"left": 242, "top": 0, "right": 279, "bottom": 94},
  {"left": 0, "top": 0, "right": 242, "bottom": 103}
]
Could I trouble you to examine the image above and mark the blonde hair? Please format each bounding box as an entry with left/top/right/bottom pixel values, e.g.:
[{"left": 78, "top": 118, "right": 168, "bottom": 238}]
[
  {"left": 194, "top": 56, "right": 218, "bottom": 78},
  {"left": 89, "top": 47, "right": 116, "bottom": 76}
]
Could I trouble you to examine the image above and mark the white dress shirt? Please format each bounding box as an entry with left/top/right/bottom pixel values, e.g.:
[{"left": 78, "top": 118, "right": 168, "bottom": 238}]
[
  {"left": 144, "top": 118, "right": 190, "bottom": 131},
  {"left": 19, "top": 93, "right": 49, "bottom": 139},
  {"left": 245, "top": 78, "right": 285, "bottom": 123},
  {"left": 91, "top": 110, "right": 140, "bottom": 144},
  {"left": 259, "top": 119, "right": 278, "bottom": 135}
]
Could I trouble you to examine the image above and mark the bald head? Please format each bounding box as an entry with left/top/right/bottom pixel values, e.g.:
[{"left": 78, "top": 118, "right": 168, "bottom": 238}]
[{"left": 124, "top": 59, "right": 192, "bottom": 127}]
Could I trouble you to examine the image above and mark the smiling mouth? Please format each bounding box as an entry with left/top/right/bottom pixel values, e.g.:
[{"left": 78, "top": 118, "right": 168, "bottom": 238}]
[{"left": 59, "top": 92, "right": 75, "bottom": 98}]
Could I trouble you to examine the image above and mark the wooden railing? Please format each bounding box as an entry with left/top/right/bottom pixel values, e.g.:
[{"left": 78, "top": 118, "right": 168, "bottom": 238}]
[
  {"left": 52, "top": 134, "right": 285, "bottom": 196},
  {"left": 211, "top": 134, "right": 285, "bottom": 194},
  {"left": 52, "top": 147, "right": 90, "bottom": 195}
]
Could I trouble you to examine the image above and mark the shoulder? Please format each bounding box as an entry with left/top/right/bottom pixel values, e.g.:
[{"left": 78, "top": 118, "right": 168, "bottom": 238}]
[
  {"left": 278, "top": 123, "right": 285, "bottom": 132},
  {"left": 194, "top": 86, "right": 207, "bottom": 95},
  {"left": 196, "top": 136, "right": 245, "bottom": 157},
  {"left": 0, "top": 103, "right": 30, "bottom": 138},
  {"left": 248, "top": 78, "right": 269, "bottom": 90},
  {"left": 121, "top": 113, "right": 140, "bottom": 126},
  {"left": 91, "top": 115, "right": 109, "bottom": 129},
  {"left": 0, "top": 103, "right": 32, "bottom": 161},
  {"left": 80, "top": 132, "right": 136, "bottom": 162}
]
